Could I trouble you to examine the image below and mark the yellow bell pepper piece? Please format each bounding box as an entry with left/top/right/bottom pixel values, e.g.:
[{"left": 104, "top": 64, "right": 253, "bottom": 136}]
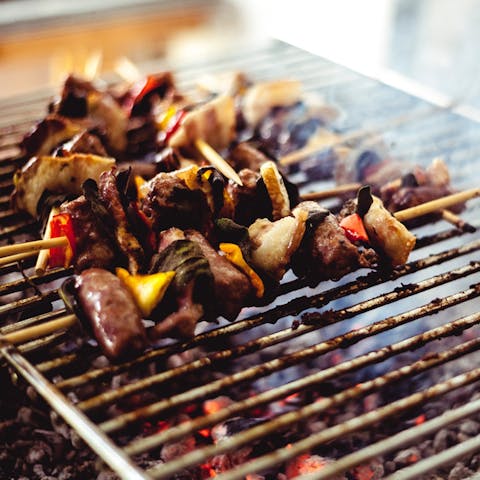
[
  {"left": 116, "top": 268, "right": 175, "bottom": 317},
  {"left": 219, "top": 243, "right": 264, "bottom": 298},
  {"left": 157, "top": 105, "right": 177, "bottom": 131},
  {"left": 134, "top": 175, "right": 148, "bottom": 201}
]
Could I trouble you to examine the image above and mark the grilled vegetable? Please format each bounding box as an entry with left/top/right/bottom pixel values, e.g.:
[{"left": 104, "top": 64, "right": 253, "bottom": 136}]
[
  {"left": 12, "top": 153, "right": 115, "bottom": 217},
  {"left": 219, "top": 243, "right": 264, "bottom": 298},
  {"left": 339, "top": 213, "right": 369, "bottom": 243},
  {"left": 116, "top": 268, "right": 175, "bottom": 317},
  {"left": 48, "top": 213, "right": 76, "bottom": 268}
]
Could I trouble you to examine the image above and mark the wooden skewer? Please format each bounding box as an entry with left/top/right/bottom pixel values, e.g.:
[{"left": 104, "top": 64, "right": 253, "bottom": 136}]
[
  {"left": 302, "top": 183, "right": 476, "bottom": 230},
  {"left": 441, "top": 209, "right": 476, "bottom": 233},
  {"left": 195, "top": 138, "right": 244, "bottom": 186},
  {"left": 394, "top": 188, "right": 480, "bottom": 222},
  {"left": 3, "top": 314, "right": 77, "bottom": 345},
  {"left": 300, "top": 182, "right": 361, "bottom": 201},
  {"left": 0, "top": 251, "right": 38, "bottom": 268},
  {"left": 35, "top": 207, "right": 58, "bottom": 276},
  {"left": 0, "top": 236, "right": 68, "bottom": 259}
]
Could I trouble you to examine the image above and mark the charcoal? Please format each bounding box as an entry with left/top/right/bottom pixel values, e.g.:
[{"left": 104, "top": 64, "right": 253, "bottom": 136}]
[{"left": 448, "top": 463, "right": 474, "bottom": 480}]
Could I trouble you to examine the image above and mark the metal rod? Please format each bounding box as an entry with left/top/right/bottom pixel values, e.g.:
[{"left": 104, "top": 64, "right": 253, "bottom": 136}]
[{"left": 0, "top": 340, "right": 151, "bottom": 480}]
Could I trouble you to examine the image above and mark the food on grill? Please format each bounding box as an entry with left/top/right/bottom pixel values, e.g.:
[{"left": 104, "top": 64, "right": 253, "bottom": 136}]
[
  {"left": 168, "top": 95, "right": 236, "bottom": 151},
  {"left": 361, "top": 192, "right": 416, "bottom": 266},
  {"left": 149, "top": 231, "right": 214, "bottom": 338},
  {"left": 7, "top": 71, "right": 458, "bottom": 365},
  {"left": 291, "top": 201, "right": 376, "bottom": 283},
  {"left": 184, "top": 229, "right": 254, "bottom": 320},
  {"left": 11, "top": 153, "right": 115, "bottom": 217},
  {"left": 248, "top": 213, "right": 307, "bottom": 281},
  {"left": 242, "top": 79, "right": 303, "bottom": 127},
  {"left": 96, "top": 168, "right": 145, "bottom": 273},
  {"left": 74, "top": 268, "right": 148, "bottom": 360},
  {"left": 335, "top": 152, "right": 464, "bottom": 219},
  {"left": 59, "top": 196, "right": 116, "bottom": 271}
]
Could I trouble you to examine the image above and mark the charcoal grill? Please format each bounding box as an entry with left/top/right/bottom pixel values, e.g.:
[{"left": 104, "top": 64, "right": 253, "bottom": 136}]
[{"left": 1, "top": 41, "right": 480, "bottom": 480}]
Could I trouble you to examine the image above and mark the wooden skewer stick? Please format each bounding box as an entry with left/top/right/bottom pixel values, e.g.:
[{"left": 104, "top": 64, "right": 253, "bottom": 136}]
[
  {"left": 35, "top": 207, "right": 59, "bottom": 276},
  {"left": 0, "top": 251, "right": 38, "bottom": 268},
  {"left": 301, "top": 183, "right": 476, "bottom": 230},
  {"left": 0, "top": 236, "right": 68, "bottom": 259},
  {"left": 394, "top": 188, "right": 480, "bottom": 222},
  {"left": 3, "top": 314, "right": 77, "bottom": 345},
  {"left": 300, "top": 182, "right": 361, "bottom": 201},
  {"left": 194, "top": 138, "right": 244, "bottom": 186},
  {"left": 441, "top": 209, "right": 476, "bottom": 233}
]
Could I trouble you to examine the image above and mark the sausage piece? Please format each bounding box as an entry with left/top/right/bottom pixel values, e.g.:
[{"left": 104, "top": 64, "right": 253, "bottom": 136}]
[{"left": 76, "top": 268, "right": 147, "bottom": 361}]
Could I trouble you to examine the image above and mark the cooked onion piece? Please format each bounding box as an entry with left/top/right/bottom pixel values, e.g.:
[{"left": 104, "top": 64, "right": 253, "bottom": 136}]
[
  {"left": 242, "top": 79, "right": 302, "bottom": 127},
  {"left": 168, "top": 95, "right": 236, "bottom": 151},
  {"left": 260, "top": 160, "right": 290, "bottom": 220},
  {"left": 363, "top": 195, "right": 416, "bottom": 266},
  {"left": 248, "top": 211, "right": 307, "bottom": 281},
  {"left": 12, "top": 153, "right": 115, "bottom": 217}
]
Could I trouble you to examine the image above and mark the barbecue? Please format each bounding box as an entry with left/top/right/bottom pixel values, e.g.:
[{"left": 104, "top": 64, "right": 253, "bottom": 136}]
[{"left": 1, "top": 41, "right": 480, "bottom": 480}]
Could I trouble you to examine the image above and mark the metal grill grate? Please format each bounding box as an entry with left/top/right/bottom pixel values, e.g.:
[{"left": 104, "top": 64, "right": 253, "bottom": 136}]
[{"left": 1, "top": 41, "right": 480, "bottom": 480}]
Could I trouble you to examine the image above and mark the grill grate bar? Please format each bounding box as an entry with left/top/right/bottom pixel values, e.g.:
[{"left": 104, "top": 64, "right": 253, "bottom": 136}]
[
  {"left": 44, "top": 234, "right": 480, "bottom": 387},
  {"left": 147, "top": 312, "right": 480, "bottom": 480},
  {"left": 96, "top": 261, "right": 480, "bottom": 432},
  {"left": 123, "top": 286, "right": 480, "bottom": 457}
]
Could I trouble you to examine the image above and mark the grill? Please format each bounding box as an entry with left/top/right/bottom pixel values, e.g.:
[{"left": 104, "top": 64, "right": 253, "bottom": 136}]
[{"left": 1, "top": 41, "right": 480, "bottom": 480}]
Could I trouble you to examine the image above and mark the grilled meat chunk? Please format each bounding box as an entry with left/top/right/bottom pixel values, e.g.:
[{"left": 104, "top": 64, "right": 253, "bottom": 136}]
[
  {"left": 98, "top": 169, "right": 144, "bottom": 274},
  {"left": 59, "top": 196, "right": 115, "bottom": 272},
  {"left": 291, "top": 202, "right": 376, "bottom": 284},
  {"left": 229, "top": 142, "right": 272, "bottom": 172},
  {"left": 140, "top": 172, "right": 213, "bottom": 238},
  {"left": 223, "top": 169, "right": 272, "bottom": 226},
  {"left": 76, "top": 268, "right": 147, "bottom": 361},
  {"left": 11, "top": 153, "right": 115, "bottom": 217},
  {"left": 149, "top": 231, "right": 214, "bottom": 338},
  {"left": 185, "top": 229, "right": 253, "bottom": 320}
]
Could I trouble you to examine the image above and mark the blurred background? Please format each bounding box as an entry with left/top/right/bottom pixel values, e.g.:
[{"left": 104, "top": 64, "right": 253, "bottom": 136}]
[{"left": 1, "top": 0, "right": 479, "bottom": 105}]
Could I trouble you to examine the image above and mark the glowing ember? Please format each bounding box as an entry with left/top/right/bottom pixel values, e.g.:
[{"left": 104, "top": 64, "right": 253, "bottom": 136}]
[
  {"left": 285, "top": 454, "right": 347, "bottom": 479},
  {"left": 198, "top": 428, "right": 211, "bottom": 438},
  {"left": 203, "top": 396, "right": 233, "bottom": 415},
  {"left": 353, "top": 464, "right": 375, "bottom": 480},
  {"left": 200, "top": 463, "right": 217, "bottom": 478},
  {"left": 415, "top": 414, "right": 426, "bottom": 425}
]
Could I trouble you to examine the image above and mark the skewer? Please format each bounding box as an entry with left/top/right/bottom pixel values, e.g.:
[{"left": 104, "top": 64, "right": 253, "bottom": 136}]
[
  {"left": 300, "top": 182, "right": 361, "bottom": 201},
  {"left": 35, "top": 207, "right": 59, "bottom": 276},
  {"left": 2, "top": 187, "right": 478, "bottom": 345},
  {"left": 2, "top": 314, "right": 77, "bottom": 345},
  {"left": 441, "top": 209, "right": 476, "bottom": 233},
  {"left": 0, "top": 251, "right": 37, "bottom": 268},
  {"left": 0, "top": 236, "right": 68, "bottom": 259},
  {"left": 394, "top": 188, "right": 480, "bottom": 222},
  {"left": 194, "top": 138, "right": 244, "bottom": 186},
  {"left": 302, "top": 183, "right": 476, "bottom": 231}
]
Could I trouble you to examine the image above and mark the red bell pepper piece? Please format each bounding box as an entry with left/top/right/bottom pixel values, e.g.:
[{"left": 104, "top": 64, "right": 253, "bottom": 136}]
[
  {"left": 123, "top": 74, "right": 171, "bottom": 116},
  {"left": 164, "top": 110, "right": 187, "bottom": 143},
  {"left": 49, "top": 213, "right": 76, "bottom": 268},
  {"left": 340, "top": 213, "right": 369, "bottom": 243}
]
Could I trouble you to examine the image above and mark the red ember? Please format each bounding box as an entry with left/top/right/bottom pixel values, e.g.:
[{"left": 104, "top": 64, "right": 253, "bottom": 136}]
[{"left": 203, "top": 396, "right": 233, "bottom": 415}]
